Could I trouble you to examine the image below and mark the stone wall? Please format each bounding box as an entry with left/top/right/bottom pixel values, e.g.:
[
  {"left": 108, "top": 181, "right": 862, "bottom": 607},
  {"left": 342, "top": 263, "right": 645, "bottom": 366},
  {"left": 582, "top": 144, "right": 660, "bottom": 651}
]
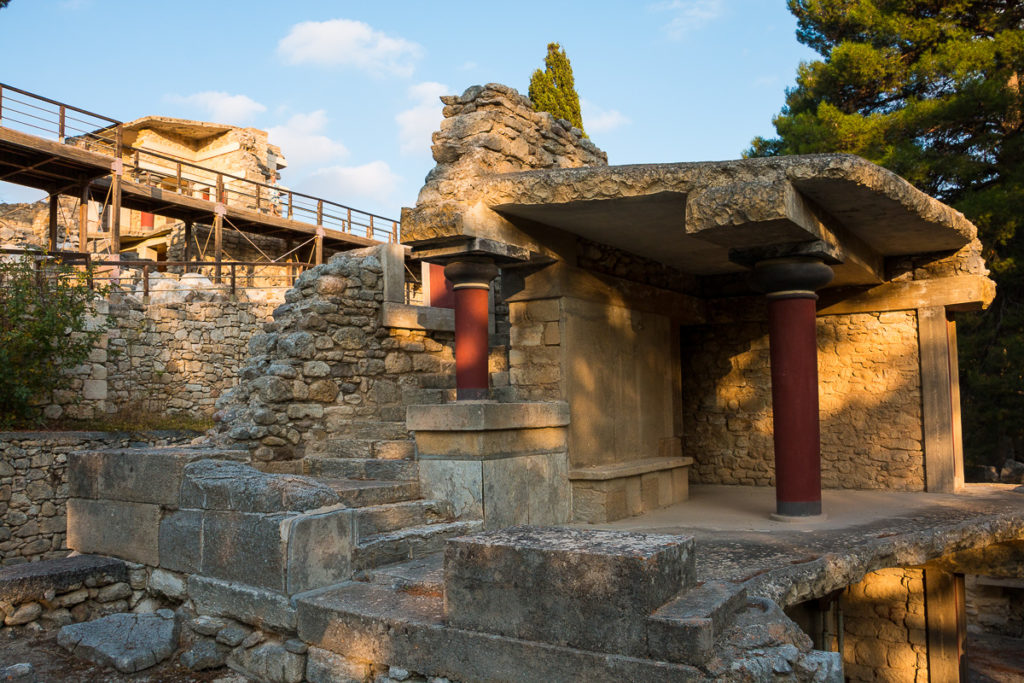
[
  {"left": 0, "top": 431, "right": 198, "bottom": 566},
  {"left": 682, "top": 310, "right": 925, "bottom": 491},
  {"left": 508, "top": 298, "right": 563, "bottom": 402},
  {"left": 46, "top": 296, "right": 277, "bottom": 421},
  {"left": 213, "top": 245, "right": 514, "bottom": 462},
  {"left": 841, "top": 568, "right": 928, "bottom": 682},
  {"left": 965, "top": 575, "right": 1024, "bottom": 638}
]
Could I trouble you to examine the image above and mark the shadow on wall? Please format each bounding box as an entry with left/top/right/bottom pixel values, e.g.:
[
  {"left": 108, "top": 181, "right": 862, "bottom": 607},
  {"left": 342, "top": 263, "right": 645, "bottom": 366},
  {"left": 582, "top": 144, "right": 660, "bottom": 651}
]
[{"left": 681, "top": 309, "right": 927, "bottom": 491}]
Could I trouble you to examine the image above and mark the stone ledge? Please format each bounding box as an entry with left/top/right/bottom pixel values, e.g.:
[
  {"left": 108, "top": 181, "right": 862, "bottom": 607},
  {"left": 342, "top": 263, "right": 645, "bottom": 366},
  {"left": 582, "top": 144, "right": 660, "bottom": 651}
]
[
  {"left": 407, "top": 401, "right": 569, "bottom": 432},
  {"left": 381, "top": 302, "right": 454, "bottom": 332},
  {"left": 569, "top": 457, "right": 694, "bottom": 481},
  {"left": 0, "top": 554, "right": 126, "bottom": 604}
]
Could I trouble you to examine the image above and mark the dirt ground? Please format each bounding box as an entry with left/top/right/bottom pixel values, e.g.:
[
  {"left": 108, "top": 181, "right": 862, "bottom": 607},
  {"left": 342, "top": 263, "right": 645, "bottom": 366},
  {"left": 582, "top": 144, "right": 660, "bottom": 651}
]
[
  {"left": 967, "top": 632, "right": 1024, "bottom": 683},
  {"left": 0, "top": 630, "right": 246, "bottom": 683}
]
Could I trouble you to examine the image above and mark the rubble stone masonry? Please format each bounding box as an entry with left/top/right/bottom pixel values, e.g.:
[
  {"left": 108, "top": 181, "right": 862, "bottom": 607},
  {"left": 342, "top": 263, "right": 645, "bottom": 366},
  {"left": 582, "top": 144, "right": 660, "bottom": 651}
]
[
  {"left": 683, "top": 310, "right": 924, "bottom": 491},
  {"left": 47, "top": 297, "right": 277, "bottom": 421}
]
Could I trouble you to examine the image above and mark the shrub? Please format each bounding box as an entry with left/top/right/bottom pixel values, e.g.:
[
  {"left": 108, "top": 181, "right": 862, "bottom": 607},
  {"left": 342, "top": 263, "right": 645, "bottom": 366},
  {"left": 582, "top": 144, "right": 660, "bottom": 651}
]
[{"left": 0, "top": 254, "right": 109, "bottom": 426}]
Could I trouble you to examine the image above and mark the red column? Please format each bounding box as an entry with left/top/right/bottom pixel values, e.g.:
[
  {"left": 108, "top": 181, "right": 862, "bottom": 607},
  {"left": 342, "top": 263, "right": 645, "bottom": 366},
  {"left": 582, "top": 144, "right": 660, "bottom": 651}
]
[
  {"left": 443, "top": 259, "right": 499, "bottom": 401},
  {"left": 752, "top": 257, "right": 833, "bottom": 519}
]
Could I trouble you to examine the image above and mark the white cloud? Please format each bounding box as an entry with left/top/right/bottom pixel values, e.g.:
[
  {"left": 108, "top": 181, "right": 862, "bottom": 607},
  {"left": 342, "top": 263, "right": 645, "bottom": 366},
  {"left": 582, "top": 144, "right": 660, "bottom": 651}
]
[
  {"left": 304, "top": 161, "right": 401, "bottom": 203},
  {"left": 268, "top": 110, "right": 349, "bottom": 170},
  {"left": 459, "top": 61, "right": 477, "bottom": 71},
  {"left": 651, "top": 0, "right": 725, "bottom": 39},
  {"left": 277, "top": 19, "right": 422, "bottom": 78},
  {"left": 395, "top": 82, "right": 448, "bottom": 156},
  {"left": 581, "top": 99, "right": 630, "bottom": 134},
  {"left": 165, "top": 91, "right": 267, "bottom": 125}
]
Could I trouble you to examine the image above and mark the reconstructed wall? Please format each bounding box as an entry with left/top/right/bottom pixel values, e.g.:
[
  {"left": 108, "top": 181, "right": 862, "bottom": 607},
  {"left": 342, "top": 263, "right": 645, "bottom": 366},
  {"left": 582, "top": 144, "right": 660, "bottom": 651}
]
[
  {"left": 682, "top": 310, "right": 925, "bottom": 491},
  {"left": 841, "top": 568, "right": 928, "bottom": 682},
  {"left": 965, "top": 575, "right": 1024, "bottom": 638},
  {"left": 0, "top": 431, "right": 197, "bottom": 566},
  {"left": 213, "top": 245, "right": 512, "bottom": 462},
  {"left": 45, "top": 296, "right": 276, "bottom": 421}
]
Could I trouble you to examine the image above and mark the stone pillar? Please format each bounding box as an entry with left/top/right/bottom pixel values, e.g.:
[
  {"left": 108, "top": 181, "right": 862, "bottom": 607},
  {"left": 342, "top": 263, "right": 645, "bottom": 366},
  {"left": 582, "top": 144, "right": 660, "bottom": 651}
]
[
  {"left": 751, "top": 257, "right": 833, "bottom": 519},
  {"left": 444, "top": 258, "right": 499, "bottom": 400}
]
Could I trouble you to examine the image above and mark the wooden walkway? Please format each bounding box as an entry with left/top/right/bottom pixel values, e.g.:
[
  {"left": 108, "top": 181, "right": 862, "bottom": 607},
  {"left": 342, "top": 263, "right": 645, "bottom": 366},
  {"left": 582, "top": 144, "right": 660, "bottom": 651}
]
[{"left": 0, "top": 83, "right": 397, "bottom": 265}]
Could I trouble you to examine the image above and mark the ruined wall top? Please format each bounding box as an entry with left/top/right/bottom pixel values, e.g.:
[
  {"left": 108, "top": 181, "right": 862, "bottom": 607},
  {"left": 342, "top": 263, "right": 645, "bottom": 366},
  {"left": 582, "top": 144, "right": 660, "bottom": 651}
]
[{"left": 416, "top": 83, "right": 607, "bottom": 206}]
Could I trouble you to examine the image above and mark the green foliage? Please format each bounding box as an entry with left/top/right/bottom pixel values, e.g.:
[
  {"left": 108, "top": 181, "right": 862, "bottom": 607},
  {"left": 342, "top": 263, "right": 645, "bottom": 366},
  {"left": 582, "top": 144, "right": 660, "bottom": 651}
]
[
  {"left": 748, "top": 1, "right": 1024, "bottom": 469},
  {"left": 0, "top": 255, "right": 109, "bottom": 427},
  {"left": 528, "top": 42, "right": 586, "bottom": 135}
]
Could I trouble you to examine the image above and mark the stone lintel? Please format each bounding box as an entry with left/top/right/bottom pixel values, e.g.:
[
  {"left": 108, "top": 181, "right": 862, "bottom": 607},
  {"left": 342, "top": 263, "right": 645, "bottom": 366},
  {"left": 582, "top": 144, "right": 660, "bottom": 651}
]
[
  {"left": 401, "top": 202, "right": 555, "bottom": 262},
  {"left": 411, "top": 236, "right": 530, "bottom": 264},
  {"left": 569, "top": 456, "right": 694, "bottom": 481},
  {"left": 444, "top": 526, "right": 695, "bottom": 657},
  {"left": 688, "top": 180, "right": 883, "bottom": 286},
  {"left": 817, "top": 274, "right": 996, "bottom": 315},
  {"left": 502, "top": 261, "right": 706, "bottom": 324},
  {"left": 407, "top": 401, "right": 569, "bottom": 433},
  {"left": 381, "top": 302, "right": 455, "bottom": 332}
]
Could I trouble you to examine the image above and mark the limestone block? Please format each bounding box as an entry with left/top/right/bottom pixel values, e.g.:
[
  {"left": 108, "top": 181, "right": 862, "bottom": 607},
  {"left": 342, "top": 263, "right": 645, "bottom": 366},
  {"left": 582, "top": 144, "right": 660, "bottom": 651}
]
[
  {"left": 67, "top": 498, "right": 161, "bottom": 566},
  {"left": 180, "top": 460, "right": 340, "bottom": 513},
  {"left": 200, "top": 511, "right": 290, "bottom": 592},
  {"left": 414, "top": 427, "right": 566, "bottom": 458},
  {"left": 188, "top": 575, "right": 296, "bottom": 632},
  {"left": 227, "top": 640, "right": 305, "bottom": 683},
  {"left": 57, "top": 610, "right": 180, "bottom": 673},
  {"left": 305, "top": 646, "right": 371, "bottom": 683},
  {"left": 283, "top": 508, "right": 355, "bottom": 594},
  {"left": 158, "top": 509, "right": 202, "bottom": 573},
  {"left": 445, "top": 526, "right": 694, "bottom": 657},
  {"left": 480, "top": 452, "right": 570, "bottom": 528},
  {"left": 0, "top": 554, "right": 126, "bottom": 605},
  {"left": 82, "top": 380, "right": 107, "bottom": 400},
  {"left": 418, "top": 459, "right": 483, "bottom": 520},
  {"left": 407, "top": 401, "right": 569, "bottom": 432},
  {"left": 69, "top": 448, "right": 203, "bottom": 505},
  {"left": 148, "top": 568, "right": 187, "bottom": 601}
]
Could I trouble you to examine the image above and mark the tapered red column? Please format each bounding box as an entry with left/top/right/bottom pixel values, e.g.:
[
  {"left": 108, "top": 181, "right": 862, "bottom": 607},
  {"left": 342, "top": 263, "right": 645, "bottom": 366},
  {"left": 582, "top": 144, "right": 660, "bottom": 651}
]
[
  {"left": 752, "top": 257, "right": 833, "bottom": 519},
  {"left": 444, "top": 259, "right": 499, "bottom": 401}
]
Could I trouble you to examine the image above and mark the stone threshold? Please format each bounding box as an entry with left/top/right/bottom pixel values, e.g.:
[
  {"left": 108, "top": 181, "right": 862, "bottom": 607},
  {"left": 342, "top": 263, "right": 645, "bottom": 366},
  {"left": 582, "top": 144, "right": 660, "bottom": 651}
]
[
  {"left": 570, "top": 456, "right": 694, "bottom": 481},
  {"left": 381, "top": 302, "right": 454, "bottom": 332}
]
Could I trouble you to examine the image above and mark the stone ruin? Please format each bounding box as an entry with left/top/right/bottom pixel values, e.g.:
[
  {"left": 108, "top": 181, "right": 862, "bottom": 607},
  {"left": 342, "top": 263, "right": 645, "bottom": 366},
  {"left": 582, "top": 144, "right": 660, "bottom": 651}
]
[{"left": 0, "top": 82, "right": 1023, "bottom": 682}]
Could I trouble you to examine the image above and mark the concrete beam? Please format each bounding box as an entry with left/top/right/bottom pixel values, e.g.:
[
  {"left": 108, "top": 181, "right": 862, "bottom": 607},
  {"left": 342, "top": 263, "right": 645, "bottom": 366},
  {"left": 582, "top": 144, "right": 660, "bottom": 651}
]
[
  {"left": 686, "top": 180, "right": 884, "bottom": 286},
  {"left": 818, "top": 275, "right": 996, "bottom": 316}
]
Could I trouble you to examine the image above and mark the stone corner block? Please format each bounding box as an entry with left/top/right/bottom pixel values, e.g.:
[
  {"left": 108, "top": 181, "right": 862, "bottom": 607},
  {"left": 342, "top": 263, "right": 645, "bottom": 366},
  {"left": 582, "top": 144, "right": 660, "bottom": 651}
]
[
  {"left": 188, "top": 575, "right": 297, "bottom": 633},
  {"left": 68, "top": 448, "right": 203, "bottom": 505},
  {"left": 444, "top": 526, "right": 694, "bottom": 656}
]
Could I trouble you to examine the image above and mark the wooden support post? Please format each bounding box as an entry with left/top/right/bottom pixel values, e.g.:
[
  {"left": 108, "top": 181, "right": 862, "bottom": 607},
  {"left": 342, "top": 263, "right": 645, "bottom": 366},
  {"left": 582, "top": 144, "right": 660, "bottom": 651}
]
[
  {"left": 288, "top": 192, "right": 293, "bottom": 219},
  {"left": 347, "top": 208, "right": 352, "bottom": 232},
  {"left": 183, "top": 220, "right": 193, "bottom": 265},
  {"left": 368, "top": 215, "right": 374, "bottom": 239},
  {"left": 78, "top": 182, "right": 89, "bottom": 253},
  {"left": 142, "top": 264, "right": 150, "bottom": 301},
  {"left": 947, "top": 313, "right": 964, "bottom": 489},
  {"left": 315, "top": 226, "right": 324, "bottom": 266},
  {"left": 924, "top": 569, "right": 966, "bottom": 681},
  {"left": 919, "top": 306, "right": 960, "bottom": 492},
  {"left": 230, "top": 264, "right": 236, "bottom": 299},
  {"left": 58, "top": 105, "right": 66, "bottom": 142},
  {"left": 316, "top": 199, "right": 323, "bottom": 226},
  {"left": 48, "top": 193, "right": 58, "bottom": 251},
  {"left": 214, "top": 213, "right": 223, "bottom": 283},
  {"left": 111, "top": 126, "right": 123, "bottom": 257}
]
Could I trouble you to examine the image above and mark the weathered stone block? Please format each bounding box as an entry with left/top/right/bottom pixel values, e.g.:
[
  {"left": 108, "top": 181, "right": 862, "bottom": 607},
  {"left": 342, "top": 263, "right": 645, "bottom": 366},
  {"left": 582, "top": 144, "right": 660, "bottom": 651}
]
[
  {"left": 481, "top": 452, "right": 570, "bottom": 529},
  {"left": 305, "top": 646, "right": 371, "bottom": 683},
  {"left": 188, "top": 575, "right": 296, "bottom": 632},
  {"left": 0, "top": 554, "right": 125, "bottom": 605},
  {"left": 69, "top": 448, "right": 202, "bottom": 505},
  {"left": 67, "top": 498, "right": 161, "bottom": 566},
  {"left": 227, "top": 640, "right": 305, "bottom": 683},
  {"left": 647, "top": 581, "right": 748, "bottom": 665},
  {"left": 57, "top": 610, "right": 180, "bottom": 673},
  {"left": 284, "top": 508, "right": 355, "bottom": 594},
  {"left": 180, "top": 460, "right": 340, "bottom": 513},
  {"left": 200, "top": 511, "right": 289, "bottom": 591},
  {"left": 445, "top": 526, "right": 694, "bottom": 657},
  {"left": 158, "top": 509, "right": 202, "bottom": 573}
]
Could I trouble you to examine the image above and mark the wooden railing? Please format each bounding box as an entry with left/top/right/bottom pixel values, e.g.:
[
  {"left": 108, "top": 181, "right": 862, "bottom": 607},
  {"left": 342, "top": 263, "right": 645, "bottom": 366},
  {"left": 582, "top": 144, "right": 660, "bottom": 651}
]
[{"left": 0, "top": 82, "right": 400, "bottom": 243}]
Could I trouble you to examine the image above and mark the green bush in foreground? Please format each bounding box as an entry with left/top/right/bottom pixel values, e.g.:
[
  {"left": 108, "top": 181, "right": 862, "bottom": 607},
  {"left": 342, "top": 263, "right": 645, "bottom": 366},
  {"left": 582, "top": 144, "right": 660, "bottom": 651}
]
[{"left": 0, "top": 255, "right": 109, "bottom": 427}]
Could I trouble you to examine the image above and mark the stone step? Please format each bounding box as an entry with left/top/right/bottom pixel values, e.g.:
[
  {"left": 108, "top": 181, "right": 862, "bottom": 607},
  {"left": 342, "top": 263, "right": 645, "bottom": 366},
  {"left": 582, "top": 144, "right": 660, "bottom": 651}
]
[
  {"left": 320, "top": 479, "right": 420, "bottom": 508},
  {"left": 325, "top": 421, "right": 411, "bottom": 441},
  {"left": 359, "top": 553, "right": 444, "bottom": 596},
  {"left": 352, "top": 520, "right": 482, "bottom": 571},
  {"left": 306, "top": 457, "right": 419, "bottom": 482},
  {"left": 647, "top": 581, "right": 749, "bottom": 667},
  {"left": 305, "top": 438, "right": 415, "bottom": 461},
  {"left": 354, "top": 500, "right": 448, "bottom": 538}
]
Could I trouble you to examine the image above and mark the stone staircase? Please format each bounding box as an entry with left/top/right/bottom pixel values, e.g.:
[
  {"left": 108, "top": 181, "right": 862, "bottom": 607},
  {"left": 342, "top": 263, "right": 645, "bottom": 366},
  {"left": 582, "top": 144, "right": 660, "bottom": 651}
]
[{"left": 298, "top": 423, "right": 482, "bottom": 575}]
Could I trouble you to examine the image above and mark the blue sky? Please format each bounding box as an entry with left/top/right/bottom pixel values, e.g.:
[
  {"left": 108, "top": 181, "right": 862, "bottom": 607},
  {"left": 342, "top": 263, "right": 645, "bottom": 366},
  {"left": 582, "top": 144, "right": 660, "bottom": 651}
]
[{"left": 0, "top": 0, "right": 817, "bottom": 219}]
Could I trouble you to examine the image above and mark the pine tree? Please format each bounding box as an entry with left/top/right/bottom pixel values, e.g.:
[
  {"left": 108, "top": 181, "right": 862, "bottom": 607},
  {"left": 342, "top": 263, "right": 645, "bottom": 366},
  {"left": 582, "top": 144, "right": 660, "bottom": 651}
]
[
  {"left": 748, "top": 1, "right": 1024, "bottom": 471},
  {"left": 528, "top": 43, "right": 586, "bottom": 135}
]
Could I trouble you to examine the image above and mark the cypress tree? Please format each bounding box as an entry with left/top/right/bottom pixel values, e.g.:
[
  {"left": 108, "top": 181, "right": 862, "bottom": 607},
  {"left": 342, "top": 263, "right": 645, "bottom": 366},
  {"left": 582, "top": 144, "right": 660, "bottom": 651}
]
[
  {"left": 528, "top": 43, "right": 586, "bottom": 135},
  {"left": 748, "top": 1, "right": 1024, "bottom": 471}
]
